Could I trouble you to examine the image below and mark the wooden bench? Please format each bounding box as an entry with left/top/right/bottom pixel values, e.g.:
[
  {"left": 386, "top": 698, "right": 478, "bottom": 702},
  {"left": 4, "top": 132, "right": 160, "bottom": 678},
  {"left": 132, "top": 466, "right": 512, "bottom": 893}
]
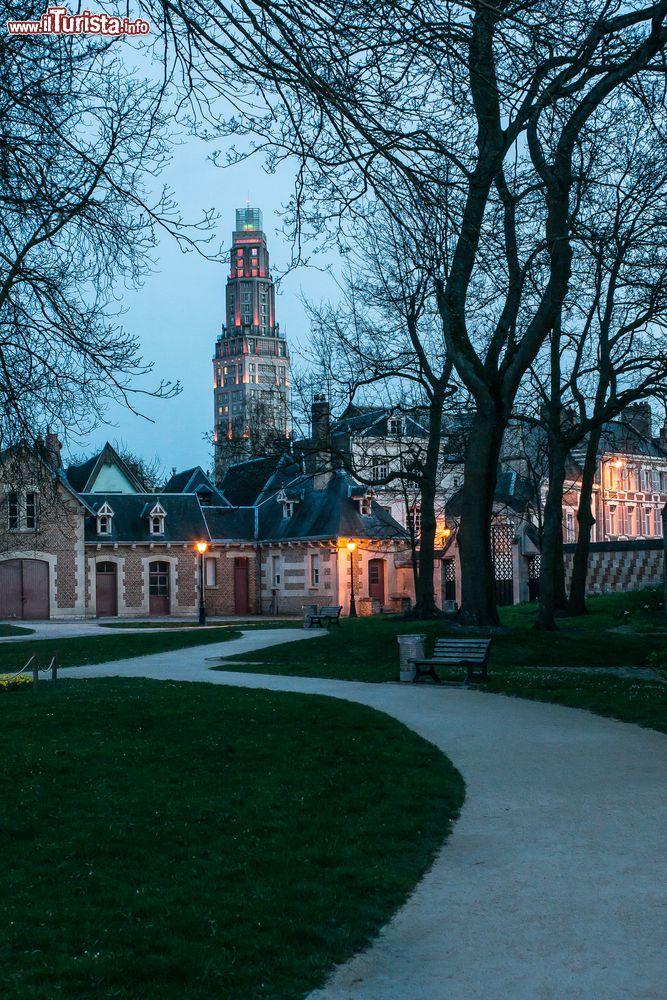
[
  {"left": 307, "top": 605, "right": 343, "bottom": 629},
  {"left": 410, "top": 639, "right": 492, "bottom": 685}
]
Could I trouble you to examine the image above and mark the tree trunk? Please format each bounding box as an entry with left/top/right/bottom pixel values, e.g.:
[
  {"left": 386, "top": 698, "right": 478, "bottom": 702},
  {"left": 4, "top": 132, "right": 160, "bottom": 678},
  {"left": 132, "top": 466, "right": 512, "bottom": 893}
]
[
  {"left": 567, "top": 426, "right": 602, "bottom": 615},
  {"left": 536, "top": 440, "right": 568, "bottom": 630},
  {"left": 412, "top": 391, "right": 446, "bottom": 618},
  {"left": 457, "top": 409, "right": 504, "bottom": 626}
]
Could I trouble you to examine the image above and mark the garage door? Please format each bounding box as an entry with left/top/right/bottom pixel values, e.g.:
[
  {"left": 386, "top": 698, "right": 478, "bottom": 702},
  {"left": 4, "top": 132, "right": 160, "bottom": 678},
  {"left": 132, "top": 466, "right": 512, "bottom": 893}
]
[{"left": 0, "top": 559, "right": 50, "bottom": 619}]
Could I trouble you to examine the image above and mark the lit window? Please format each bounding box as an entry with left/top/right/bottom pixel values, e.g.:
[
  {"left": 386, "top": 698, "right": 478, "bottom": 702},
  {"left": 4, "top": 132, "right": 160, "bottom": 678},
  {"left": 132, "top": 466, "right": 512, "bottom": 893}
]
[{"left": 310, "top": 554, "right": 319, "bottom": 587}]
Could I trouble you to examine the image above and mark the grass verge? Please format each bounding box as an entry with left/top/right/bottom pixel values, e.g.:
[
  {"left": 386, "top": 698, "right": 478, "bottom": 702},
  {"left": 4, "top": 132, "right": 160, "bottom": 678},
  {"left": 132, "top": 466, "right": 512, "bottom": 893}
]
[
  {"left": 0, "top": 624, "right": 34, "bottom": 636},
  {"left": 0, "top": 628, "right": 242, "bottom": 672},
  {"left": 0, "top": 678, "right": 463, "bottom": 999},
  {"left": 212, "top": 590, "right": 667, "bottom": 734}
]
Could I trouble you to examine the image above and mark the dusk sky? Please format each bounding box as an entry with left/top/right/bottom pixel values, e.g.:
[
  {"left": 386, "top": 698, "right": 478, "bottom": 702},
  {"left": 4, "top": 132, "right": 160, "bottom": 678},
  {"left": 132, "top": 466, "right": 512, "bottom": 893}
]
[{"left": 69, "top": 114, "right": 339, "bottom": 477}]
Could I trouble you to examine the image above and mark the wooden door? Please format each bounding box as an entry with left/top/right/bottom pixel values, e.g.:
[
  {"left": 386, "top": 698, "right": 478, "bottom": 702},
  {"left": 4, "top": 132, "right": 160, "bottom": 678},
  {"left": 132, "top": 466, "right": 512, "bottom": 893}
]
[
  {"left": 368, "top": 559, "right": 385, "bottom": 606},
  {"left": 96, "top": 562, "right": 118, "bottom": 617},
  {"left": 149, "top": 561, "right": 170, "bottom": 615},
  {"left": 0, "top": 560, "right": 23, "bottom": 618},
  {"left": 234, "top": 558, "right": 249, "bottom": 615},
  {"left": 0, "top": 559, "right": 49, "bottom": 619},
  {"left": 22, "top": 560, "right": 49, "bottom": 619}
]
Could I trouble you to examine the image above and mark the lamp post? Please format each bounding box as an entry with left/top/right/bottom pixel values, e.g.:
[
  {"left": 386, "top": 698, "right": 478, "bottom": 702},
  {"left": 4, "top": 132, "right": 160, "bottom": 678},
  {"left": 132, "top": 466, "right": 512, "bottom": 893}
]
[
  {"left": 195, "top": 541, "right": 208, "bottom": 624},
  {"left": 346, "top": 540, "right": 357, "bottom": 618}
]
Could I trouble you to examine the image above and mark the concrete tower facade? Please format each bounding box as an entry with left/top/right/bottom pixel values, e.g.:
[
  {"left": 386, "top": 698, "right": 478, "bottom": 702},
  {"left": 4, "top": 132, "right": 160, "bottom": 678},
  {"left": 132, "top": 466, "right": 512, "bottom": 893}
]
[{"left": 213, "top": 207, "right": 290, "bottom": 479}]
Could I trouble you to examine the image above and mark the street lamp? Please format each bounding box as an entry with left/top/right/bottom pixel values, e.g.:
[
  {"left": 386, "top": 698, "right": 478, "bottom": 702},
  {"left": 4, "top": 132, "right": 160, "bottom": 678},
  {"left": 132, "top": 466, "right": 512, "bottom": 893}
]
[
  {"left": 195, "top": 541, "right": 208, "bottom": 624},
  {"left": 346, "top": 540, "right": 357, "bottom": 618}
]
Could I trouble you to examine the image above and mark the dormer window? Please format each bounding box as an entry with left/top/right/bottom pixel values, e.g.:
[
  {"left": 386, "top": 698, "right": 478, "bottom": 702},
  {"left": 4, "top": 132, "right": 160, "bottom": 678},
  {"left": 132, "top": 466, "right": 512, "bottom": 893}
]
[
  {"left": 360, "top": 496, "right": 372, "bottom": 516},
  {"left": 96, "top": 501, "right": 114, "bottom": 536},
  {"left": 277, "top": 489, "right": 299, "bottom": 519},
  {"left": 389, "top": 417, "right": 404, "bottom": 436},
  {"left": 148, "top": 502, "right": 167, "bottom": 536}
]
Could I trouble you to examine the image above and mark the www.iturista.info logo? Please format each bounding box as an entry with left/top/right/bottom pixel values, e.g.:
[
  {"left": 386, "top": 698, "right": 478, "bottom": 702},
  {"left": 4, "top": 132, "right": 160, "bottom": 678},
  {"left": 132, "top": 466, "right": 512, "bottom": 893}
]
[{"left": 6, "top": 6, "right": 150, "bottom": 35}]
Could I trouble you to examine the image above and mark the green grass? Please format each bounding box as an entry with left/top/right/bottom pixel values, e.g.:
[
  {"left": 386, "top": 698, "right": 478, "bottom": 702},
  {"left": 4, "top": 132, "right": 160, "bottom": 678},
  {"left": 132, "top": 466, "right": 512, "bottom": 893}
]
[
  {"left": 0, "top": 623, "right": 34, "bottom": 636},
  {"left": 212, "top": 590, "right": 667, "bottom": 734},
  {"left": 0, "top": 678, "right": 463, "bottom": 999},
  {"left": 0, "top": 628, "right": 243, "bottom": 672}
]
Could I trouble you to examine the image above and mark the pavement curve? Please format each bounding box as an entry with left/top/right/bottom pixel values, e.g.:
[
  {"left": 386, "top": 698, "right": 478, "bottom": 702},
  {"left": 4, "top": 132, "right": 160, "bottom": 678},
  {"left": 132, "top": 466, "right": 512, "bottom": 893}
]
[{"left": 56, "top": 629, "right": 667, "bottom": 1000}]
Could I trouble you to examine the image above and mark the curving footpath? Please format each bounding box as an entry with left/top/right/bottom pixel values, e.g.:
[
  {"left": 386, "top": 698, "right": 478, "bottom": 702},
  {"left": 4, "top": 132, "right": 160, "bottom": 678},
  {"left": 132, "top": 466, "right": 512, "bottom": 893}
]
[{"left": 60, "top": 630, "right": 667, "bottom": 1000}]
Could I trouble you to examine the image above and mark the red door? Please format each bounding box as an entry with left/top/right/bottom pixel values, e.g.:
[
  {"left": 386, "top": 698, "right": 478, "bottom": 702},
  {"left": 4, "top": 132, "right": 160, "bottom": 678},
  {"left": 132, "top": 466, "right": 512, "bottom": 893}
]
[
  {"left": 368, "top": 559, "right": 385, "bottom": 606},
  {"left": 149, "top": 561, "right": 170, "bottom": 615},
  {"left": 96, "top": 562, "right": 118, "bottom": 617},
  {"left": 0, "top": 559, "right": 49, "bottom": 619},
  {"left": 234, "top": 558, "right": 249, "bottom": 614}
]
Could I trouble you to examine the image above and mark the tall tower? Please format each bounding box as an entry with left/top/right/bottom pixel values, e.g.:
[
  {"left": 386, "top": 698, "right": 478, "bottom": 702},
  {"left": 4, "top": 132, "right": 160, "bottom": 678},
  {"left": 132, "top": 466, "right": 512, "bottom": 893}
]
[{"left": 213, "top": 207, "right": 290, "bottom": 480}]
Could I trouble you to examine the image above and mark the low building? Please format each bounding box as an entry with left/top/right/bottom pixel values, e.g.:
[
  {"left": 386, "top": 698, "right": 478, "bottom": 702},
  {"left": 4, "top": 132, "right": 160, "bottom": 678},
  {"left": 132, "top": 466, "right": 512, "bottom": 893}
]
[{"left": 0, "top": 430, "right": 410, "bottom": 620}]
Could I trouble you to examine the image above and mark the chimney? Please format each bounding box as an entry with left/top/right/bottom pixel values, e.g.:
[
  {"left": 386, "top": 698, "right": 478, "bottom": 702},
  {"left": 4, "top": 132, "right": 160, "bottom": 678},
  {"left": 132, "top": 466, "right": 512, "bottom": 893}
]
[
  {"left": 621, "top": 403, "right": 652, "bottom": 441},
  {"left": 659, "top": 411, "right": 667, "bottom": 452},
  {"left": 311, "top": 395, "right": 333, "bottom": 490},
  {"left": 45, "top": 427, "right": 62, "bottom": 469}
]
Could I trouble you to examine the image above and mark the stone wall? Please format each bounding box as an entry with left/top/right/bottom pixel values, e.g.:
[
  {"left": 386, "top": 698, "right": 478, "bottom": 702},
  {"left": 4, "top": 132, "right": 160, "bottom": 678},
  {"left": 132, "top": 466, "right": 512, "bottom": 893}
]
[{"left": 562, "top": 540, "right": 663, "bottom": 595}]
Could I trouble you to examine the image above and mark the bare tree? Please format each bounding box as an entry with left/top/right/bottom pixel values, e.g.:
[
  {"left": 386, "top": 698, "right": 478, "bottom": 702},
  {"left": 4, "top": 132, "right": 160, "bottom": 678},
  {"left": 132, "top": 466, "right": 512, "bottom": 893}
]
[
  {"left": 0, "top": 21, "right": 217, "bottom": 458},
  {"left": 301, "top": 208, "right": 456, "bottom": 617},
  {"left": 144, "top": 0, "right": 667, "bottom": 624}
]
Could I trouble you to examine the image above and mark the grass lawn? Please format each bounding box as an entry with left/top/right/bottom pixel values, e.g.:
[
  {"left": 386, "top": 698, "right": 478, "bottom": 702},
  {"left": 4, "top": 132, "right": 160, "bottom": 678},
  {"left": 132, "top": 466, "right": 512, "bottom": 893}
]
[
  {"left": 0, "top": 678, "right": 463, "bottom": 999},
  {"left": 213, "top": 590, "right": 667, "bottom": 734},
  {"left": 0, "top": 628, "right": 243, "bottom": 673},
  {"left": 0, "top": 624, "right": 34, "bottom": 636},
  {"left": 98, "top": 621, "right": 237, "bottom": 629}
]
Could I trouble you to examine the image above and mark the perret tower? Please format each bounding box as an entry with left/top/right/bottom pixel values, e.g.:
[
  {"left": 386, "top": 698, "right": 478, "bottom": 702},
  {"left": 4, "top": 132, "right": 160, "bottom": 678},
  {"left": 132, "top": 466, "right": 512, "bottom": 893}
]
[{"left": 213, "top": 206, "right": 290, "bottom": 480}]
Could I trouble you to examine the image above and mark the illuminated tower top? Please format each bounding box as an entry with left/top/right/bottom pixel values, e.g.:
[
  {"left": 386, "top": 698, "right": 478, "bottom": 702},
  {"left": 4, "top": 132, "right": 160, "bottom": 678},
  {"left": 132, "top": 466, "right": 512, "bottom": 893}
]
[{"left": 213, "top": 206, "right": 290, "bottom": 479}]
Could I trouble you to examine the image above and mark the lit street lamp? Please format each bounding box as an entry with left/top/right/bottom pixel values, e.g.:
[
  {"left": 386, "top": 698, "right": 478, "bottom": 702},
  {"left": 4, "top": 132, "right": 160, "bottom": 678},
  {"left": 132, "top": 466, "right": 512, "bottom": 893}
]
[
  {"left": 195, "top": 541, "right": 208, "bottom": 624},
  {"left": 346, "top": 540, "right": 357, "bottom": 618}
]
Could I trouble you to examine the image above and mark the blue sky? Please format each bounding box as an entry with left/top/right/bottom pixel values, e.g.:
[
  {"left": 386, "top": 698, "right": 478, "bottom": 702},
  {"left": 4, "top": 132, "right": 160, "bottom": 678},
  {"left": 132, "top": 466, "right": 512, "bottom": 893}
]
[{"left": 70, "top": 127, "right": 339, "bottom": 476}]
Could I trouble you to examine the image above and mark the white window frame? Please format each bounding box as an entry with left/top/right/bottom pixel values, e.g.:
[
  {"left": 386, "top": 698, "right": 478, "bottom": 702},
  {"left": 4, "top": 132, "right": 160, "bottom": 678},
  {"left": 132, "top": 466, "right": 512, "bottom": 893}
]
[
  {"left": 205, "top": 557, "right": 217, "bottom": 587},
  {"left": 310, "top": 554, "right": 319, "bottom": 587},
  {"left": 272, "top": 555, "right": 281, "bottom": 587}
]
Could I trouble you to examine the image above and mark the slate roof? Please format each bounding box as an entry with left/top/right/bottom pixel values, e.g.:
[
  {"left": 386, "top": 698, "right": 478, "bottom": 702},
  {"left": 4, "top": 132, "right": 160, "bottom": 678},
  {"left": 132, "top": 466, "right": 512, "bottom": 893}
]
[
  {"left": 65, "top": 442, "right": 146, "bottom": 493},
  {"left": 81, "top": 494, "right": 210, "bottom": 544},
  {"left": 219, "top": 455, "right": 284, "bottom": 506},
  {"left": 203, "top": 506, "right": 256, "bottom": 542},
  {"left": 256, "top": 470, "right": 408, "bottom": 542},
  {"left": 332, "top": 407, "right": 429, "bottom": 438},
  {"left": 446, "top": 469, "right": 536, "bottom": 517},
  {"left": 162, "top": 466, "right": 228, "bottom": 504}
]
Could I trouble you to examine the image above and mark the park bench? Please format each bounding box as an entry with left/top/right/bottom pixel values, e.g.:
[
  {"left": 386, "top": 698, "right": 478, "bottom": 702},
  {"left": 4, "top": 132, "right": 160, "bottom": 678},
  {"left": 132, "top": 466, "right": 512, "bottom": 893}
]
[
  {"left": 410, "top": 638, "right": 492, "bottom": 685},
  {"left": 306, "top": 605, "right": 343, "bottom": 629}
]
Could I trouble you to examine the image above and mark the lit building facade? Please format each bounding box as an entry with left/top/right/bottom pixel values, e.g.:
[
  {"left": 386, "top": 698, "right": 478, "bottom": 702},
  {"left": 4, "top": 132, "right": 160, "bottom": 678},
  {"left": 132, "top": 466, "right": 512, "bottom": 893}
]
[{"left": 213, "top": 207, "right": 290, "bottom": 480}]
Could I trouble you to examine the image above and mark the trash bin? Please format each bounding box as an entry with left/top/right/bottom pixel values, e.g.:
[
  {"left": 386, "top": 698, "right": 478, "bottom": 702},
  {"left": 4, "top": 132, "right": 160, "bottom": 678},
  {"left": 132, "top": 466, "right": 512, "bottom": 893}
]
[
  {"left": 302, "top": 604, "right": 317, "bottom": 629},
  {"left": 397, "top": 634, "right": 426, "bottom": 682}
]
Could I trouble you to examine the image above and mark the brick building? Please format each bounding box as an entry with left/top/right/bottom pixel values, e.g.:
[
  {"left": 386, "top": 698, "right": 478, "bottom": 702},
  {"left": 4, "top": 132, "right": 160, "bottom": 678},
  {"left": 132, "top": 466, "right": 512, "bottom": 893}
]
[{"left": 0, "top": 428, "right": 410, "bottom": 620}]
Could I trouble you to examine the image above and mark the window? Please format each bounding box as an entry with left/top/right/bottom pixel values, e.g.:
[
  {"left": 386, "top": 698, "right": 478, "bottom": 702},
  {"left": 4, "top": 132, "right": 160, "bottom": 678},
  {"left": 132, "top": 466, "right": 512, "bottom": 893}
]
[
  {"left": 388, "top": 417, "right": 403, "bottom": 436},
  {"left": 282, "top": 501, "right": 295, "bottom": 518},
  {"left": 205, "top": 558, "right": 217, "bottom": 587},
  {"left": 310, "top": 554, "right": 319, "bottom": 587},
  {"left": 272, "top": 555, "right": 281, "bottom": 586},
  {"left": 360, "top": 495, "right": 372, "bottom": 516},
  {"left": 149, "top": 562, "right": 169, "bottom": 595},
  {"left": 242, "top": 292, "right": 251, "bottom": 302},
  {"left": 640, "top": 467, "right": 650, "bottom": 492},
  {"left": 408, "top": 506, "right": 422, "bottom": 536},
  {"left": 565, "top": 510, "right": 575, "bottom": 543},
  {"left": 7, "top": 492, "right": 18, "bottom": 530},
  {"left": 644, "top": 507, "right": 653, "bottom": 536},
  {"left": 151, "top": 516, "right": 163, "bottom": 535},
  {"left": 608, "top": 504, "right": 617, "bottom": 535},
  {"left": 98, "top": 516, "right": 111, "bottom": 535},
  {"left": 655, "top": 508, "right": 663, "bottom": 537},
  {"left": 626, "top": 506, "right": 635, "bottom": 536},
  {"left": 371, "top": 457, "right": 388, "bottom": 482}
]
